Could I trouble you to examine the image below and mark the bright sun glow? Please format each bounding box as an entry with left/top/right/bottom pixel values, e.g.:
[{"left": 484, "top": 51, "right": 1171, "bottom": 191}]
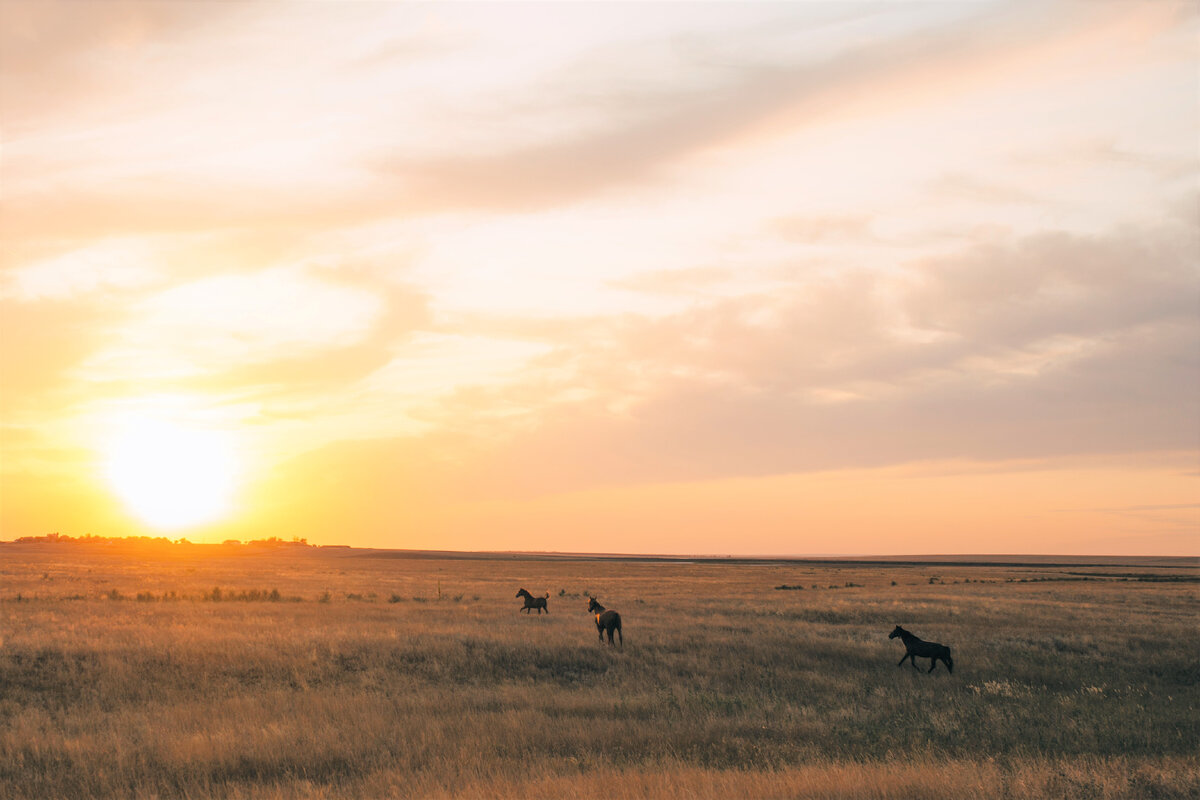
[{"left": 104, "top": 418, "right": 239, "bottom": 530}]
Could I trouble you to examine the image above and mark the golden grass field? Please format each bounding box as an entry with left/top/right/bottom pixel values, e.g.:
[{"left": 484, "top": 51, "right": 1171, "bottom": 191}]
[{"left": 1, "top": 541, "right": 1197, "bottom": 799}]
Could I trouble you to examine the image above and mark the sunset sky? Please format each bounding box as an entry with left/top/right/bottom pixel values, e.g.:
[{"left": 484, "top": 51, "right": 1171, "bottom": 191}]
[{"left": 1, "top": 1, "right": 1197, "bottom": 555}]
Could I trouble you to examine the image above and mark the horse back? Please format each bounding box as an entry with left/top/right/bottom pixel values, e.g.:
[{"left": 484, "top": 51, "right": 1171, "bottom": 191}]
[
  {"left": 597, "top": 609, "right": 621, "bottom": 629},
  {"left": 911, "top": 637, "right": 950, "bottom": 659}
]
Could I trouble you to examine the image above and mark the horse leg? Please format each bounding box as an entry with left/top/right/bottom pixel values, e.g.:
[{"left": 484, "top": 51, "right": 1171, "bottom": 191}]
[
  {"left": 897, "top": 653, "right": 910, "bottom": 667},
  {"left": 928, "top": 658, "right": 937, "bottom": 673},
  {"left": 617, "top": 627, "right": 623, "bottom": 647},
  {"left": 910, "top": 654, "right": 920, "bottom": 670}
]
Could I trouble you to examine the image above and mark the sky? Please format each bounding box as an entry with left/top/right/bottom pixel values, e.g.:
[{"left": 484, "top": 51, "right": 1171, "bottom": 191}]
[{"left": 1, "top": 0, "right": 1197, "bottom": 555}]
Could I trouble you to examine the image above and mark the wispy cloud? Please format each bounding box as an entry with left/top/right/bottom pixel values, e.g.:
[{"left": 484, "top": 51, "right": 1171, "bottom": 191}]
[
  {"left": 388, "top": 220, "right": 1199, "bottom": 493},
  {"left": 76, "top": 268, "right": 388, "bottom": 382}
]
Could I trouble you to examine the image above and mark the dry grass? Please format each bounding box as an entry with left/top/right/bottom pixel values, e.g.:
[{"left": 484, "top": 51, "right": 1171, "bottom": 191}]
[{"left": 1, "top": 544, "right": 1197, "bottom": 798}]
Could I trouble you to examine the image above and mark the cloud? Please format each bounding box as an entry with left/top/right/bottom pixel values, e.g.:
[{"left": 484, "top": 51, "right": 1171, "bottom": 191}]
[
  {"left": 0, "top": 300, "right": 122, "bottom": 415},
  {"left": 926, "top": 173, "right": 1034, "bottom": 206},
  {"left": 769, "top": 215, "right": 875, "bottom": 244},
  {"left": 607, "top": 267, "right": 737, "bottom": 297},
  {"left": 0, "top": 182, "right": 392, "bottom": 245},
  {"left": 906, "top": 226, "right": 1199, "bottom": 346},
  {"left": 398, "top": 219, "right": 1200, "bottom": 494},
  {"left": 182, "top": 283, "right": 430, "bottom": 400},
  {"left": 376, "top": 1, "right": 1175, "bottom": 213},
  {"left": 1013, "top": 139, "right": 1200, "bottom": 183},
  {"left": 76, "top": 268, "right": 388, "bottom": 383},
  {"left": 1, "top": 0, "right": 1184, "bottom": 254},
  {"left": 1, "top": 238, "right": 164, "bottom": 301},
  {"left": 0, "top": 0, "right": 239, "bottom": 130}
]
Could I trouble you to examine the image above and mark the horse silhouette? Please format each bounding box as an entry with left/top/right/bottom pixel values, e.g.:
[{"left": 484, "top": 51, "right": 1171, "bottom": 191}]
[
  {"left": 889, "top": 625, "right": 953, "bottom": 673},
  {"left": 515, "top": 588, "right": 549, "bottom": 614},
  {"left": 587, "top": 597, "right": 622, "bottom": 646}
]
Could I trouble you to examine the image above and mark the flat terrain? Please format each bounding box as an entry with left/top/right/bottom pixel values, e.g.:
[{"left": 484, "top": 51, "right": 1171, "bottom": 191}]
[{"left": 1, "top": 542, "right": 1197, "bottom": 799}]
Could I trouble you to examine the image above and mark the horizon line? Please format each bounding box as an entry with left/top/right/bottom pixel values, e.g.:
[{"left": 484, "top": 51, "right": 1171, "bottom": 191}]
[{"left": 4, "top": 537, "right": 1195, "bottom": 564}]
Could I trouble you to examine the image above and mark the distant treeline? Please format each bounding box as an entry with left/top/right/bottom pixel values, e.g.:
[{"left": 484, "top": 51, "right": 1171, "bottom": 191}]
[{"left": 10, "top": 533, "right": 312, "bottom": 548}]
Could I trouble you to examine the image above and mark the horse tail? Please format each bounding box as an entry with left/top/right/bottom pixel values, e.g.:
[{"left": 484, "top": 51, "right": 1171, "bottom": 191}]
[{"left": 542, "top": 592, "right": 550, "bottom": 599}]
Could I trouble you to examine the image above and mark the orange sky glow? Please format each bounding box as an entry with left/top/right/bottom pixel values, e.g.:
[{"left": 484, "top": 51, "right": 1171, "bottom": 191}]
[{"left": 1, "top": 1, "right": 1197, "bottom": 555}]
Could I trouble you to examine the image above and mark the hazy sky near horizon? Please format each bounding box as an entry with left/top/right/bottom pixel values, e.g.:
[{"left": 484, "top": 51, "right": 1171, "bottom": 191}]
[{"left": 2, "top": 1, "right": 1197, "bottom": 554}]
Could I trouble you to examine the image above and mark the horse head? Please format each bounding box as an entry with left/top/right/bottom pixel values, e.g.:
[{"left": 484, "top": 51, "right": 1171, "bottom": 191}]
[
  {"left": 587, "top": 597, "right": 602, "bottom": 613},
  {"left": 889, "top": 625, "right": 906, "bottom": 639}
]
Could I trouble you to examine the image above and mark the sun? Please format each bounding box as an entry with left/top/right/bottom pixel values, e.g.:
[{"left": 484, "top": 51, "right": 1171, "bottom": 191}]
[{"left": 104, "top": 418, "right": 239, "bottom": 530}]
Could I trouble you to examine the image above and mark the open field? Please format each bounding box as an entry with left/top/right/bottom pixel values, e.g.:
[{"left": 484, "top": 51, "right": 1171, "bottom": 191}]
[{"left": 1, "top": 542, "right": 1197, "bottom": 799}]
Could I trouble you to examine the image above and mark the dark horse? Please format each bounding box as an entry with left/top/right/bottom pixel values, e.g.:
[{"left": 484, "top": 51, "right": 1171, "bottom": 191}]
[
  {"left": 587, "top": 597, "right": 622, "bottom": 646},
  {"left": 515, "top": 588, "right": 549, "bottom": 614},
  {"left": 889, "top": 625, "right": 953, "bottom": 673}
]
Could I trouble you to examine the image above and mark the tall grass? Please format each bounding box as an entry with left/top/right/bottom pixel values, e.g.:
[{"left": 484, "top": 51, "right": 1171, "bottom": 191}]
[{"left": 1, "top": 544, "right": 1196, "bottom": 798}]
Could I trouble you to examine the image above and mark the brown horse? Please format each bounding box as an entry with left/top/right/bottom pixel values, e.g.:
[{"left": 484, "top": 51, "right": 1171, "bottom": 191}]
[
  {"left": 587, "top": 597, "right": 622, "bottom": 646},
  {"left": 516, "top": 588, "right": 549, "bottom": 614},
  {"left": 889, "top": 625, "right": 953, "bottom": 673}
]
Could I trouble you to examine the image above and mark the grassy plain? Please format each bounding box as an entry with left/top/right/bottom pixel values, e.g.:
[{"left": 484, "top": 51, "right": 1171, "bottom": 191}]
[{"left": 1, "top": 542, "right": 1197, "bottom": 799}]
